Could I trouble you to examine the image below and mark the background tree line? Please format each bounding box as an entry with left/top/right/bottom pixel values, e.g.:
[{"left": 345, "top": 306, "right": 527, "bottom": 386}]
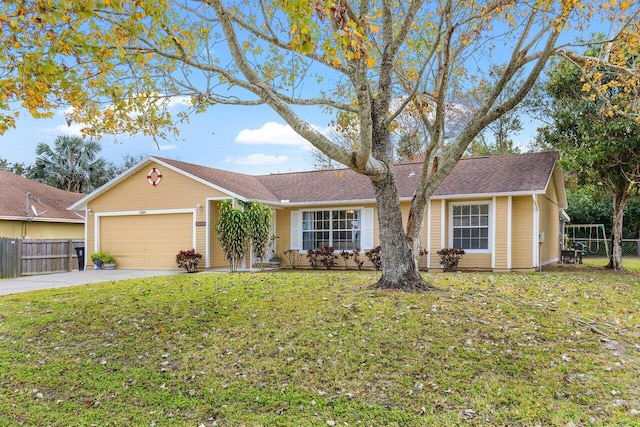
[{"left": 0, "top": 135, "right": 145, "bottom": 193}]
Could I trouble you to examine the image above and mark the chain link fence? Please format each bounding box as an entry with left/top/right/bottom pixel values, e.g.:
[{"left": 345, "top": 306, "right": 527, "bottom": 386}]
[{"left": 566, "top": 237, "right": 640, "bottom": 258}]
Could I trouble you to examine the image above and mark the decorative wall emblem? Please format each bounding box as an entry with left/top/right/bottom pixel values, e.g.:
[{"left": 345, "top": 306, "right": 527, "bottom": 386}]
[{"left": 147, "top": 167, "right": 162, "bottom": 186}]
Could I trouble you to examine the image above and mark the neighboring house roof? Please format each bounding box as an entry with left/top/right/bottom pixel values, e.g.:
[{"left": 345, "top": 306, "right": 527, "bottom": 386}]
[
  {"left": 69, "top": 151, "right": 565, "bottom": 210},
  {"left": 0, "top": 170, "right": 85, "bottom": 223}
]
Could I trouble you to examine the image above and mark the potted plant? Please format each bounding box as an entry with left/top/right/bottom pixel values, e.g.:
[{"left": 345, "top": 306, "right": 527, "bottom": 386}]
[
  {"left": 269, "top": 253, "right": 282, "bottom": 268},
  {"left": 90, "top": 251, "right": 116, "bottom": 270},
  {"left": 268, "top": 235, "right": 281, "bottom": 268}
]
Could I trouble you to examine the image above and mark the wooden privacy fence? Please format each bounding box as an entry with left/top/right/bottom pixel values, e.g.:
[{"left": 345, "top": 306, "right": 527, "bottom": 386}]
[{"left": 0, "top": 238, "right": 85, "bottom": 278}]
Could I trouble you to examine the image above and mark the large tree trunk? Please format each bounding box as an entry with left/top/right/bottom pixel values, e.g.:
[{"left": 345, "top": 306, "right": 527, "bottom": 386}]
[
  {"left": 606, "top": 192, "right": 628, "bottom": 270},
  {"left": 371, "top": 170, "right": 433, "bottom": 291}
]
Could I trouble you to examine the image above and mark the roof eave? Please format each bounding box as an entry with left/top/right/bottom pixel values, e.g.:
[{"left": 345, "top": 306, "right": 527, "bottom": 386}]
[
  {"left": 0, "top": 215, "right": 84, "bottom": 224},
  {"left": 430, "top": 190, "right": 546, "bottom": 200},
  {"left": 277, "top": 198, "right": 379, "bottom": 208}
]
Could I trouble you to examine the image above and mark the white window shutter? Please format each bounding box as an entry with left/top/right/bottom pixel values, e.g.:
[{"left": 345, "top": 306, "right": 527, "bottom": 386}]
[
  {"left": 290, "top": 211, "right": 301, "bottom": 250},
  {"left": 362, "top": 208, "right": 374, "bottom": 249}
]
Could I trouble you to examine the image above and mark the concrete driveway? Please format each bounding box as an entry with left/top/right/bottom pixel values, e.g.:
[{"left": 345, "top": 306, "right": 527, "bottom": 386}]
[{"left": 0, "top": 269, "right": 180, "bottom": 296}]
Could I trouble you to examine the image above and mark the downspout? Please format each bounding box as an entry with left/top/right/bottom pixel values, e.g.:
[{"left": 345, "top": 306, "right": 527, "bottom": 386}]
[{"left": 491, "top": 197, "right": 497, "bottom": 270}]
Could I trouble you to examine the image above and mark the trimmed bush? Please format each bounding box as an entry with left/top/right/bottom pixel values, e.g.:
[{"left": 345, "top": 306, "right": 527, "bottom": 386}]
[{"left": 176, "top": 249, "right": 202, "bottom": 273}]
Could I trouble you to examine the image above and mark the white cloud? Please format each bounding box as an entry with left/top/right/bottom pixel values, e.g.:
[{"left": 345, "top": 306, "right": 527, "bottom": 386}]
[
  {"left": 165, "top": 96, "right": 191, "bottom": 108},
  {"left": 158, "top": 144, "right": 179, "bottom": 151},
  {"left": 50, "top": 122, "right": 86, "bottom": 137},
  {"left": 225, "top": 153, "right": 289, "bottom": 166},
  {"left": 235, "top": 122, "right": 313, "bottom": 149}
]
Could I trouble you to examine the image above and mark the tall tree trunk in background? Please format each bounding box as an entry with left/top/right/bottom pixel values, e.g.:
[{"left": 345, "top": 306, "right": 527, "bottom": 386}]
[{"left": 606, "top": 192, "right": 628, "bottom": 270}]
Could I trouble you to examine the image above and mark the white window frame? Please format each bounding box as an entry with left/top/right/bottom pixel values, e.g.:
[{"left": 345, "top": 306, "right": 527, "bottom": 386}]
[
  {"left": 448, "top": 201, "right": 491, "bottom": 253},
  {"left": 301, "top": 208, "right": 361, "bottom": 251},
  {"left": 291, "top": 207, "right": 374, "bottom": 252}
]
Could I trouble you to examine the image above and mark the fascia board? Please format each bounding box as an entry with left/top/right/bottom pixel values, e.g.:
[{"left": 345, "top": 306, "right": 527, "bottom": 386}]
[{"left": 430, "top": 190, "right": 543, "bottom": 200}]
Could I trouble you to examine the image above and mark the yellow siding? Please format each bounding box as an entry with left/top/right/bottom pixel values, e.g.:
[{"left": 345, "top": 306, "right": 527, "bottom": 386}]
[
  {"left": 275, "top": 207, "right": 292, "bottom": 266},
  {"left": 0, "top": 220, "right": 83, "bottom": 239},
  {"left": 458, "top": 253, "right": 492, "bottom": 270},
  {"left": 493, "top": 197, "right": 509, "bottom": 270},
  {"left": 89, "top": 163, "right": 226, "bottom": 213},
  {"left": 539, "top": 178, "right": 561, "bottom": 265},
  {"left": 209, "top": 201, "right": 227, "bottom": 269},
  {"left": 80, "top": 159, "right": 564, "bottom": 272},
  {"left": 428, "top": 199, "right": 494, "bottom": 271},
  {"left": 427, "top": 200, "right": 443, "bottom": 269},
  {"left": 511, "top": 196, "right": 534, "bottom": 270},
  {"left": 87, "top": 162, "right": 229, "bottom": 268}
]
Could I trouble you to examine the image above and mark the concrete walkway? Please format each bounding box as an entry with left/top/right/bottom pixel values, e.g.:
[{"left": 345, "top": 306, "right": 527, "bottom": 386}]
[{"left": 0, "top": 269, "right": 181, "bottom": 296}]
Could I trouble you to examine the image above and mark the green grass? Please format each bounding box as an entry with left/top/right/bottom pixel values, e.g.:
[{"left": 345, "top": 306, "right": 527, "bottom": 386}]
[
  {"left": 0, "top": 269, "right": 639, "bottom": 426},
  {"left": 580, "top": 256, "right": 640, "bottom": 272}
]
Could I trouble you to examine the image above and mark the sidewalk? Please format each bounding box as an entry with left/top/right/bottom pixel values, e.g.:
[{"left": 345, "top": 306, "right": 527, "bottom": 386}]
[{"left": 0, "top": 269, "right": 180, "bottom": 296}]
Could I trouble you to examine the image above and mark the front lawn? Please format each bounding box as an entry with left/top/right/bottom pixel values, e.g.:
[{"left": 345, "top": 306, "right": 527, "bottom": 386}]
[{"left": 0, "top": 269, "right": 638, "bottom": 426}]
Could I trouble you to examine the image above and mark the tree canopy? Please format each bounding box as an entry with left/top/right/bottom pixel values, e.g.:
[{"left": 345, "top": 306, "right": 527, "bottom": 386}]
[
  {"left": 543, "top": 38, "right": 640, "bottom": 270},
  {"left": 1, "top": 0, "right": 638, "bottom": 288},
  {"left": 28, "top": 135, "right": 106, "bottom": 193}
]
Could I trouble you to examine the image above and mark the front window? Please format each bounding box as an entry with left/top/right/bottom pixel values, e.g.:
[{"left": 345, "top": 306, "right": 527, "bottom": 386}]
[
  {"left": 302, "top": 209, "right": 360, "bottom": 251},
  {"left": 452, "top": 203, "right": 489, "bottom": 250}
]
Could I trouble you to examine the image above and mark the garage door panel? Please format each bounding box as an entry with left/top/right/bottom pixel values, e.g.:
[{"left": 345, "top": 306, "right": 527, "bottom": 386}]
[{"left": 100, "top": 213, "right": 193, "bottom": 269}]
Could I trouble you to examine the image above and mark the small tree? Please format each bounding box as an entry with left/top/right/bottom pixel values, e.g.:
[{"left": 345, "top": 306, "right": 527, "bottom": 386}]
[
  {"left": 215, "top": 199, "right": 273, "bottom": 271},
  {"left": 215, "top": 200, "right": 248, "bottom": 272},
  {"left": 242, "top": 201, "right": 273, "bottom": 269}
]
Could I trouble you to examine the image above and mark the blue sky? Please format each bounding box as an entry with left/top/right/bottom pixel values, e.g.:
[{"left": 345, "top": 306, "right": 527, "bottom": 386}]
[{"left": 0, "top": 100, "right": 325, "bottom": 175}]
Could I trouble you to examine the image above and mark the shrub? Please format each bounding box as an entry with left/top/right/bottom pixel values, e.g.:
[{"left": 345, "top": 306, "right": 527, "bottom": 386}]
[
  {"left": 176, "top": 249, "right": 202, "bottom": 273},
  {"left": 307, "top": 246, "right": 337, "bottom": 269},
  {"left": 352, "top": 248, "right": 365, "bottom": 270},
  {"left": 365, "top": 246, "right": 382, "bottom": 270},
  {"left": 338, "top": 249, "right": 365, "bottom": 270},
  {"left": 283, "top": 249, "right": 303, "bottom": 269},
  {"left": 340, "top": 250, "right": 352, "bottom": 269},
  {"left": 436, "top": 248, "right": 465, "bottom": 272}
]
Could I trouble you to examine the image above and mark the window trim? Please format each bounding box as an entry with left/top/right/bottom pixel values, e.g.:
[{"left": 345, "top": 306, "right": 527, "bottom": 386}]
[
  {"left": 300, "top": 207, "right": 363, "bottom": 252},
  {"left": 448, "top": 201, "right": 492, "bottom": 254},
  {"left": 290, "top": 205, "right": 376, "bottom": 254}
]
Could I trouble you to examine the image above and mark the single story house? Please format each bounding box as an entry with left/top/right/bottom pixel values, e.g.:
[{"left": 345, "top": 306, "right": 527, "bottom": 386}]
[
  {"left": 0, "top": 170, "right": 85, "bottom": 239},
  {"left": 69, "top": 151, "right": 568, "bottom": 271}
]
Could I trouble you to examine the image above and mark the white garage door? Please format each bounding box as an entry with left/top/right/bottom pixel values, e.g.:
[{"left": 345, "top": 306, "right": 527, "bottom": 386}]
[{"left": 100, "top": 213, "right": 194, "bottom": 269}]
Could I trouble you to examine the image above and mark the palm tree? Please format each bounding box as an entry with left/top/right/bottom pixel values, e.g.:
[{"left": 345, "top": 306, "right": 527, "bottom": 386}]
[{"left": 29, "top": 135, "right": 106, "bottom": 193}]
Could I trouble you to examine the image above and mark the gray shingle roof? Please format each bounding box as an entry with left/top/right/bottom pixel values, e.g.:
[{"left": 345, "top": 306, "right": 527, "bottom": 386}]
[
  {"left": 0, "top": 170, "right": 85, "bottom": 222},
  {"left": 69, "top": 151, "right": 558, "bottom": 212},
  {"left": 432, "top": 151, "right": 559, "bottom": 197},
  {"left": 158, "top": 151, "right": 559, "bottom": 204},
  {"left": 158, "top": 158, "right": 279, "bottom": 202},
  {"left": 255, "top": 162, "right": 421, "bottom": 203}
]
